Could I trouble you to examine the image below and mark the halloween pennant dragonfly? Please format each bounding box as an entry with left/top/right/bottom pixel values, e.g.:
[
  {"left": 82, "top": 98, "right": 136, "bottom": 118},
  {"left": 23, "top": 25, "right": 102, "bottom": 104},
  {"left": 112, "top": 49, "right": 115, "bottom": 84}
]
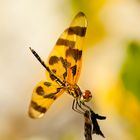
[{"left": 29, "top": 12, "right": 106, "bottom": 139}]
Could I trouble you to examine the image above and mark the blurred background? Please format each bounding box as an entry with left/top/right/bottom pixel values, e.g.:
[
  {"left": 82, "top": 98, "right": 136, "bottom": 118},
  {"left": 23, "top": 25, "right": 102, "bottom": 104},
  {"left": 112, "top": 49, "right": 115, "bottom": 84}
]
[{"left": 0, "top": 0, "right": 140, "bottom": 140}]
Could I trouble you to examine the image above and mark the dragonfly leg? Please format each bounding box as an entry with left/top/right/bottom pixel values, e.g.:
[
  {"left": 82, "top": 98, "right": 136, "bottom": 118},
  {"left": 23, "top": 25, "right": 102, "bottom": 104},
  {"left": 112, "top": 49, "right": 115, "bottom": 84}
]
[{"left": 72, "top": 99, "right": 84, "bottom": 114}]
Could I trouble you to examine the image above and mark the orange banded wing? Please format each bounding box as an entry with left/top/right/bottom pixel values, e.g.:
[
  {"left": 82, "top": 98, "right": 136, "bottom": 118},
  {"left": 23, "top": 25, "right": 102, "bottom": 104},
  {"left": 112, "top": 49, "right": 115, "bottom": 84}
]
[
  {"left": 28, "top": 81, "right": 65, "bottom": 118},
  {"left": 46, "top": 12, "right": 87, "bottom": 85}
]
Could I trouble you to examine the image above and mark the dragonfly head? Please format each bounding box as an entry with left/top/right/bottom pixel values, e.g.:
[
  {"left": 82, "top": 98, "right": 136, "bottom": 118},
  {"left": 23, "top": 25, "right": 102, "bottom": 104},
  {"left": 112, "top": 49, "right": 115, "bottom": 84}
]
[{"left": 80, "top": 90, "right": 92, "bottom": 102}]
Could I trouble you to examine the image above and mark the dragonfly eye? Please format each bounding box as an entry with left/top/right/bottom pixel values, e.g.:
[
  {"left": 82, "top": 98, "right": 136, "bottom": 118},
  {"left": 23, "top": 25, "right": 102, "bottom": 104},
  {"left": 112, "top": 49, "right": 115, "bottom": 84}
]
[{"left": 80, "top": 90, "right": 92, "bottom": 102}]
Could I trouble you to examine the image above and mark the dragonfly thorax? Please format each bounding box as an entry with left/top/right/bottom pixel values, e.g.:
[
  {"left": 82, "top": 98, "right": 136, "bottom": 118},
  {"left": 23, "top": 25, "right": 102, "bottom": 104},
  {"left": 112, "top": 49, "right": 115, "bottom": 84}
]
[
  {"left": 65, "top": 83, "right": 82, "bottom": 98},
  {"left": 80, "top": 90, "right": 92, "bottom": 102}
]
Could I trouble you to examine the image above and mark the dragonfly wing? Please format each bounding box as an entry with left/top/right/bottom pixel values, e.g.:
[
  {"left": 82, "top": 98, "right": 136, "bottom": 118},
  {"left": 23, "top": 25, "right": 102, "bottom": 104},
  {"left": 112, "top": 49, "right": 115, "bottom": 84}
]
[
  {"left": 46, "top": 12, "right": 87, "bottom": 85},
  {"left": 65, "top": 12, "right": 87, "bottom": 84},
  {"left": 28, "top": 81, "right": 65, "bottom": 118},
  {"left": 46, "top": 29, "right": 69, "bottom": 84}
]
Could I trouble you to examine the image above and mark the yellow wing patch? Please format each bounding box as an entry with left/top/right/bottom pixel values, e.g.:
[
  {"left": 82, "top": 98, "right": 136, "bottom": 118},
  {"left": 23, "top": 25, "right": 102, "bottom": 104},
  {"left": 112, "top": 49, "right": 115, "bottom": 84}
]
[{"left": 29, "top": 81, "right": 65, "bottom": 118}]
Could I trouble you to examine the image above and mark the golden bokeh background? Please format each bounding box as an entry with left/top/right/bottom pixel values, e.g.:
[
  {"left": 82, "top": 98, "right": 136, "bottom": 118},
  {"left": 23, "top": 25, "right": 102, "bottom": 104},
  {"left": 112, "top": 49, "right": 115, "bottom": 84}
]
[{"left": 0, "top": 0, "right": 140, "bottom": 140}]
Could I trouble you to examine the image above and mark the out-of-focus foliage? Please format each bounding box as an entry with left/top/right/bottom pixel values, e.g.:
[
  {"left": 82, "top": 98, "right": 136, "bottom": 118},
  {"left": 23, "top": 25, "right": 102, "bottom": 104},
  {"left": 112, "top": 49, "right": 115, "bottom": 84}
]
[
  {"left": 121, "top": 41, "right": 140, "bottom": 101},
  {"left": 107, "top": 81, "right": 140, "bottom": 140},
  {"left": 106, "top": 40, "right": 140, "bottom": 139}
]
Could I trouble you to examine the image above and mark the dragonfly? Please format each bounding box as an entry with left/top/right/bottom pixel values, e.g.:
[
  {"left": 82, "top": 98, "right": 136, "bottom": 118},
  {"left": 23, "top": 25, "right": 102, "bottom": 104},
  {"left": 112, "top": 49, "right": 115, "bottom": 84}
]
[{"left": 28, "top": 12, "right": 106, "bottom": 139}]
